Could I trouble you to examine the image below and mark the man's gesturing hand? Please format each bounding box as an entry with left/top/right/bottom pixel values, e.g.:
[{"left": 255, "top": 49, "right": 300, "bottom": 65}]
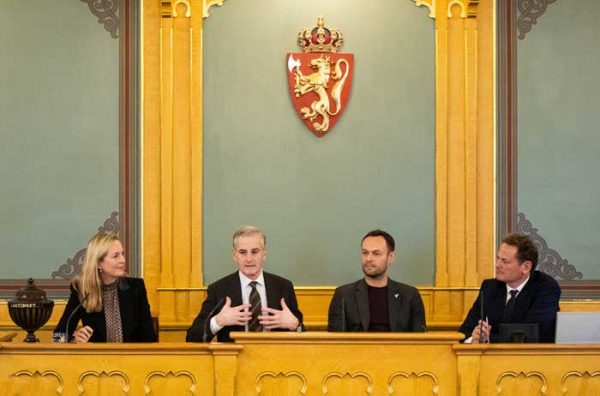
[
  {"left": 259, "top": 298, "right": 300, "bottom": 330},
  {"left": 214, "top": 297, "right": 252, "bottom": 327}
]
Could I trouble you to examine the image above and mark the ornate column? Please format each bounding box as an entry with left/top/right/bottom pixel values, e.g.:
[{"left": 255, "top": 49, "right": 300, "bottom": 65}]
[
  {"left": 142, "top": 0, "right": 209, "bottom": 322},
  {"left": 412, "top": 0, "right": 495, "bottom": 322},
  {"left": 141, "top": 0, "right": 495, "bottom": 329}
]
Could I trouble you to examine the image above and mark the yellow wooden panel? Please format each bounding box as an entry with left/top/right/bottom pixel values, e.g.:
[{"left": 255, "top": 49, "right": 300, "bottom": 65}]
[{"left": 0, "top": 343, "right": 240, "bottom": 396}]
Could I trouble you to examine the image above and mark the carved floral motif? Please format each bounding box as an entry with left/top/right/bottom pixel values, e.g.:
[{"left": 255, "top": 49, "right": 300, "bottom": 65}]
[
  {"left": 516, "top": 213, "right": 583, "bottom": 280},
  {"left": 517, "top": 0, "right": 558, "bottom": 40},
  {"left": 82, "top": 0, "right": 119, "bottom": 39},
  {"left": 51, "top": 212, "right": 120, "bottom": 280}
]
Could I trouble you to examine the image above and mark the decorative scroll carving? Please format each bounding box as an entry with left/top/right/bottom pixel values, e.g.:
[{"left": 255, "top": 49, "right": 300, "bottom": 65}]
[
  {"left": 387, "top": 371, "right": 439, "bottom": 395},
  {"left": 447, "top": 0, "right": 479, "bottom": 18},
  {"left": 144, "top": 371, "right": 196, "bottom": 395},
  {"left": 162, "top": 0, "right": 191, "bottom": 18},
  {"left": 412, "top": 0, "right": 436, "bottom": 18},
  {"left": 99, "top": 211, "right": 120, "bottom": 234},
  {"left": 255, "top": 371, "right": 307, "bottom": 395},
  {"left": 81, "top": 0, "right": 119, "bottom": 39},
  {"left": 203, "top": 0, "right": 226, "bottom": 19},
  {"left": 561, "top": 371, "right": 600, "bottom": 394},
  {"left": 322, "top": 372, "right": 373, "bottom": 395},
  {"left": 12, "top": 370, "right": 63, "bottom": 394},
  {"left": 411, "top": 0, "right": 478, "bottom": 19},
  {"left": 516, "top": 212, "right": 583, "bottom": 280},
  {"left": 517, "top": 0, "right": 558, "bottom": 40},
  {"left": 496, "top": 371, "right": 547, "bottom": 395},
  {"left": 51, "top": 212, "right": 120, "bottom": 280},
  {"left": 78, "top": 370, "right": 129, "bottom": 394}
]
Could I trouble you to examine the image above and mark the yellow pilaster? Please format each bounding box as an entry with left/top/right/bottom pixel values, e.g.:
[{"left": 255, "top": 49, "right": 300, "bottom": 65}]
[
  {"left": 142, "top": 0, "right": 204, "bottom": 323},
  {"left": 412, "top": 0, "right": 495, "bottom": 323},
  {"left": 141, "top": 0, "right": 496, "bottom": 330}
]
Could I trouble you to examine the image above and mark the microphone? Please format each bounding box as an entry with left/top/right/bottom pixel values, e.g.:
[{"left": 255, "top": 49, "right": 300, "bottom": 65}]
[
  {"left": 63, "top": 294, "right": 89, "bottom": 343},
  {"left": 479, "top": 289, "right": 485, "bottom": 343},
  {"left": 341, "top": 297, "right": 346, "bottom": 332},
  {"left": 202, "top": 297, "right": 225, "bottom": 343}
]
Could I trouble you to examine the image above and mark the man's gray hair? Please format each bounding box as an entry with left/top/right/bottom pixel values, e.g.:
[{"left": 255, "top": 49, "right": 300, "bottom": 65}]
[{"left": 232, "top": 225, "right": 266, "bottom": 249}]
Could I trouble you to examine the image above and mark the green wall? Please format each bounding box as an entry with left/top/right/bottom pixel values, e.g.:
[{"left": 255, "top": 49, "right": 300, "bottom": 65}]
[
  {"left": 0, "top": 1, "right": 119, "bottom": 279},
  {"left": 203, "top": 0, "right": 435, "bottom": 286},
  {"left": 517, "top": 0, "right": 600, "bottom": 278}
]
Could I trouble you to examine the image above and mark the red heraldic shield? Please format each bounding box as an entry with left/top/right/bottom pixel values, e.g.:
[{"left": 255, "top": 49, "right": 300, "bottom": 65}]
[{"left": 287, "top": 52, "right": 354, "bottom": 137}]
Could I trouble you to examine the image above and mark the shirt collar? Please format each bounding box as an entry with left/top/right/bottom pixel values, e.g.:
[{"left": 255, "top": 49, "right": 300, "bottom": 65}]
[
  {"left": 506, "top": 275, "right": 530, "bottom": 294},
  {"left": 238, "top": 271, "right": 265, "bottom": 288}
]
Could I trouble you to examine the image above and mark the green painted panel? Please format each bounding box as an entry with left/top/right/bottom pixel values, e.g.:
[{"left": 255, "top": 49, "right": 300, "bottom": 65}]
[
  {"left": 203, "top": 0, "right": 435, "bottom": 286},
  {"left": 517, "top": 0, "right": 600, "bottom": 279},
  {"left": 0, "top": 1, "right": 119, "bottom": 279}
]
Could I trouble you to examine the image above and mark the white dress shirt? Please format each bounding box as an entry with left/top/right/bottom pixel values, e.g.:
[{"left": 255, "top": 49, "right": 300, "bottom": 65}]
[
  {"left": 464, "top": 276, "right": 530, "bottom": 343},
  {"left": 505, "top": 276, "right": 529, "bottom": 303},
  {"left": 210, "top": 271, "right": 267, "bottom": 334}
]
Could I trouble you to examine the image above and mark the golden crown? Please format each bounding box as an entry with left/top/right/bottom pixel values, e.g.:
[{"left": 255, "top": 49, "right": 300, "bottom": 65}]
[{"left": 297, "top": 17, "right": 343, "bottom": 53}]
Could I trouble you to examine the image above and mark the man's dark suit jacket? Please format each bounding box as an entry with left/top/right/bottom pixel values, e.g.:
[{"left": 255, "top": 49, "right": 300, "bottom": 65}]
[
  {"left": 186, "top": 271, "right": 304, "bottom": 342},
  {"left": 54, "top": 277, "right": 157, "bottom": 342},
  {"left": 459, "top": 270, "right": 561, "bottom": 342},
  {"left": 327, "top": 278, "right": 426, "bottom": 332}
]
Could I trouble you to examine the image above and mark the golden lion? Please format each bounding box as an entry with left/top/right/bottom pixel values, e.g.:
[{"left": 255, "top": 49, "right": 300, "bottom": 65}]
[{"left": 293, "top": 55, "right": 349, "bottom": 134}]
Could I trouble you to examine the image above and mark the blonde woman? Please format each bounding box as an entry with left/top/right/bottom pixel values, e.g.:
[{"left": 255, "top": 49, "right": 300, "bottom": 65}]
[{"left": 54, "top": 232, "right": 156, "bottom": 343}]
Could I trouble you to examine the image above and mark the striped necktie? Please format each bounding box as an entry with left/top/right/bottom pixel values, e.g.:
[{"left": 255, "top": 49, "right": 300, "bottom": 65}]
[
  {"left": 501, "top": 289, "right": 519, "bottom": 323},
  {"left": 248, "top": 281, "right": 263, "bottom": 332}
]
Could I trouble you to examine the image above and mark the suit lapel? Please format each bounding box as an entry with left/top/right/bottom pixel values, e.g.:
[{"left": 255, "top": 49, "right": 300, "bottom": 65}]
[
  {"left": 388, "top": 280, "right": 402, "bottom": 331},
  {"left": 264, "top": 272, "right": 280, "bottom": 309},
  {"left": 117, "top": 278, "right": 132, "bottom": 340},
  {"left": 489, "top": 283, "right": 507, "bottom": 323},
  {"left": 354, "top": 280, "right": 370, "bottom": 331},
  {"left": 511, "top": 271, "right": 537, "bottom": 319},
  {"left": 229, "top": 273, "right": 244, "bottom": 306}
]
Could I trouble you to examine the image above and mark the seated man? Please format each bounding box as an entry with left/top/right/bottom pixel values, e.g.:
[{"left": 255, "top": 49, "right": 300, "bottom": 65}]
[
  {"left": 460, "top": 233, "right": 561, "bottom": 343},
  {"left": 186, "top": 226, "right": 303, "bottom": 342},
  {"left": 328, "top": 230, "right": 426, "bottom": 332}
]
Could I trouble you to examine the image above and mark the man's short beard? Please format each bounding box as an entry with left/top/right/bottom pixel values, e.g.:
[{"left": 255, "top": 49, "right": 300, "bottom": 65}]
[{"left": 362, "top": 268, "right": 386, "bottom": 280}]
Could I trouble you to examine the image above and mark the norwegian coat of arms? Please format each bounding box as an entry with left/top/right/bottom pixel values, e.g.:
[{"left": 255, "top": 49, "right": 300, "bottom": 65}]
[{"left": 287, "top": 17, "right": 354, "bottom": 137}]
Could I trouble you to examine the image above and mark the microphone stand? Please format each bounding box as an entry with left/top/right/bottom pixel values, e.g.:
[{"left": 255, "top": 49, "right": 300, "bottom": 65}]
[
  {"left": 202, "top": 298, "right": 225, "bottom": 343},
  {"left": 63, "top": 294, "right": 89, "bottom": 343}
]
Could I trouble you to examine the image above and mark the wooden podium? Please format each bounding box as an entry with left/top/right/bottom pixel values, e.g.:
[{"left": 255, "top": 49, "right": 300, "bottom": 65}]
[
  {"left": 231, "top": 331, "right": 463, "bottom": 395},
  {"left": 1, "top": 332, "right": 599, "bottom": 395}
]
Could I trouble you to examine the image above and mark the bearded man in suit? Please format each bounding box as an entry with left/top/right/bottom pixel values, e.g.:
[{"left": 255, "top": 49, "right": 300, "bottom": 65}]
[{"left": 328, "top": 229, "right": 426, "bottom": 333}]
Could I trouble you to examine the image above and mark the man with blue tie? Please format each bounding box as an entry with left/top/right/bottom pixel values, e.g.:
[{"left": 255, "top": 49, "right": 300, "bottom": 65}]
[
  {"left": 186, "top": 226, "right": 303, "bottom": 342},
  {"left": 459, "top": 234, "right": 561, "bottom": 343}
]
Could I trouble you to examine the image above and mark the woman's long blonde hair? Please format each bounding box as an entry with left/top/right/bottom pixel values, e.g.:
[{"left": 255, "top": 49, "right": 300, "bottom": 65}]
[{"left": 73, "top": 232, "right": 120, "bottom": 312}]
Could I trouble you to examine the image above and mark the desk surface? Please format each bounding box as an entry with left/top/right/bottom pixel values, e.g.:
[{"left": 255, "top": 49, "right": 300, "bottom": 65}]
[
  {"left": 1, "top": 334, "right": 599, "bottom": 396},
  {"left": 0, "top": 331, "right": 16, "bottom": 342}
]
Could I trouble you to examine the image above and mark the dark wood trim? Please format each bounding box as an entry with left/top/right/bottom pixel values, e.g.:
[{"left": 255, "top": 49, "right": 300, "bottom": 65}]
[
  {"left": 560, "top": 280, "right": 600, "bottom": 299},
  {"left": 119, "top": 0, "right": 138, "bottom": 274},
  {"left": 0, "top": 280, "right": 71, "bottom": 300},
  {"left": 1, "top": 2, "right": 138, "bottom": 297},
  {"left": 500, "top": 0, "right": 518, "bottom": 235},
  {"left": 500, "top": 1, "right": 596, "bottom": 296}
]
